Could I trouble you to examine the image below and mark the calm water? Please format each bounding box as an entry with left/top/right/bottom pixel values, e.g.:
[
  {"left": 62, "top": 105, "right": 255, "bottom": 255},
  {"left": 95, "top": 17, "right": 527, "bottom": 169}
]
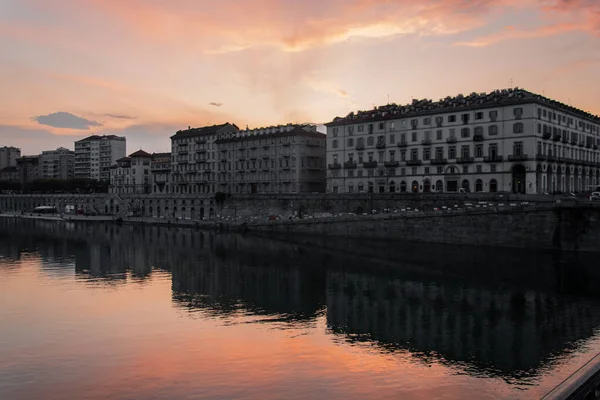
[{"left": 1, "top": 218, "right": 600, "bottom": 399}]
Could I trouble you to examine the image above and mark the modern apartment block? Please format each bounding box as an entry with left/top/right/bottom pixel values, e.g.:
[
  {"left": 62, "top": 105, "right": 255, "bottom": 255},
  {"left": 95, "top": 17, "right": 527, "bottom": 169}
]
[
  {"left": 325, "top": 88, "right": 600, "bottom": 195},
  {"left": 150, "top": 152, "right": 171, "bottom": 194},
  {"left": 74, "top": 135, "right": 126, "bottom": 181},
  {"left": 0, "top": 146, "right": 21, "bottom": 170},
  {"left": 170, "top": 123, "right": 239, "bottom": 194},
  {"left": 40, "top": 147, "right": 74, "bottom": 180},
  {"left": 109, "top": 150, "right": 152, "bottom": 194},
  {"left": 215, "top": 124, "right": 327, "bottom": 193}
]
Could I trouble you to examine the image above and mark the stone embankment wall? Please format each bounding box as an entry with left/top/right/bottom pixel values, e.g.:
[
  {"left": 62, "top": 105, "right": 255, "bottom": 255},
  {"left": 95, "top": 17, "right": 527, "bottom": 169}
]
[{"left": 248, "top": 205, "right": 600, "bottom": 253}]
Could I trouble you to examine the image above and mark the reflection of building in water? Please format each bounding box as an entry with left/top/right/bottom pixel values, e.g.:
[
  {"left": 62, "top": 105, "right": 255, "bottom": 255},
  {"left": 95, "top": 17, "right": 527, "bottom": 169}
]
[{"left": 326, "top": 271, "right": 600, "bottom": 377}]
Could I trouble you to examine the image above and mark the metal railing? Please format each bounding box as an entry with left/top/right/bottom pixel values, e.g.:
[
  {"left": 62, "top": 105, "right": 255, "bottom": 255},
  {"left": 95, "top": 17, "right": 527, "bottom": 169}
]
[{"left": 542, "top": 353, "right": 600, "bottom": 400}]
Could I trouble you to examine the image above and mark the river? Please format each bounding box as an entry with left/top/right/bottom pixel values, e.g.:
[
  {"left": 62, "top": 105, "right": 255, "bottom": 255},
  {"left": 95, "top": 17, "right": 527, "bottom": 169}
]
[{"left": 0, "top": 217, "right": 599, "bottom": 399}]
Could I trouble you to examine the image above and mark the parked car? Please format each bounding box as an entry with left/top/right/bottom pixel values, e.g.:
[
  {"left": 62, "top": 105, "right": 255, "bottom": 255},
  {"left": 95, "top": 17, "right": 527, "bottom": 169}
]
[{"left": 590, "top": 192, "right": 600, "bottom": 201}]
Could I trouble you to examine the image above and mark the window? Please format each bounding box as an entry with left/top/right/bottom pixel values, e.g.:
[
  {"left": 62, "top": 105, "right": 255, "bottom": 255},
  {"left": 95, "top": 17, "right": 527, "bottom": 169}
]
[
  {"left": 424, "top": 167, "right": 430, "bottom": 174},
  {"left": 410, "top": 149, "right": 418, "bottom": 160},
  {"left": 474, "top": 126, "right": 483, "bottom": 135},
  {"left": 435, "top": 116, "right": 443, "bottom": 127},
  {"left": 475, "top": 112, "right": 483, "bottom": 120},
  {"left": 461, "top": 146, "right": 470, "bottom": 159},
  {"left": 389, "top": 150, "right": 396, "bottom": 161},
  {"left": 490, "top": 164, "right": 497, "bottom": 173},
  {"left": 412, "top": 132, "right": 417, "bottom": 142},
  {"left": 489, "top": 110, "right": 498, "bottom": 121},
  {"left": 378, "top": 122, "right": 385, "bottom": 130},
  {"left": 461, "top": 127, "right": 470, "bottom": 138},
  {"left": 514, "top": 107, "right": 523, "bottom": 119},
  {"left": 437, "top": 167, "right": 443, "bottom": 174},
  {"left": 390, "top": 122, "right": 395, "bottom": 130},
  {"left": 461, "top": 113, "right": 470, "bottom": 124},
  {"left": 389, "top": 134, "right": 395, "bottom": 144},
  {"left": 514, "top": 141, "right": 523, "bottom": 156},
  {"left": 412, "top": 167, "right": 417, "bottom": 175},
  {"left": 401, "top": 151, "right": 406, "bottom": 161},
  {"left": 436, "top": 130, "right": 442, "bottom": 140},
  {"left": 488, "top": 125, "right": 498, "bottom": 136},
  {"left": 411, "top": 119, "right": 418, "bottom": 128},
  {"left": 347, "top": 138, "right": 354, "bottom": 147},
  {"left": 332, "top": 128, "right": 338, "bottom": 137},
  {"left": 357, "top": 137, "right": 365, "bottom": 147},
  {"left": 347, "top": 126, "right": 354, "bottom": 135},
  {"left": 476, "top": 165, "right": 482, "bottom": 173},
  {"left": 448, "top": 115, "right": 456, "bottom": 123},
  {"left": 448, "top": 146, "right": 456, "bottom": 159},
  {"left": 368, "top": 124, "right": 374, "bottom": 134},
  {"left": 449, "top": 128, "right": 456, "bottom": 139},
  {"left": 357, "top": 125, "right": 364, "bottom": 132},
  {"left": 400, "top": 133, "right": 406, "bottom": 143},
  {"left": 475, "top": 145, "right": 483, "bottom": 158},
  {"left": 513, "top": 123, "right": 524, "bottom": 133},
  {"left": 367, "top": 137, "right": 374, "bottom": 146},
  {"left": 463, "top": 165, "right": 469, "bottom": 174},
  {"left": 332, "top": 139, "right": 338, "bottom": 149},
  {"left": 489, "top": 144, "right": 498, "bottom": 158},
  {"left": 436, "top": 147, "right": 443, "bottom": 159},
  {"left": 424, "top": 117, "right": 431, "bottom": 125},
  {"left": 543, "top": 109, "right": 547, "bottom": 117},
  {"left": 423, "top": 148, "right": 430, "bottom": 160}
]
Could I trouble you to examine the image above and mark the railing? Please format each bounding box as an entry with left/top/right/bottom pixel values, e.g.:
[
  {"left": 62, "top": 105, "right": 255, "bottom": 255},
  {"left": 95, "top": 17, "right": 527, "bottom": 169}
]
[
  {"left": 508, "top": 154, "right": 529, "bottom": 161},
  {"left": 543, "top": 132, "right": 552, "bottom": 140},
  {"left": 363, "top": 161, "right": 378, "bottom": 168},
  {"left": 430, "top": 158, "right": 447, "bottom": 165},
  {"left": 406, "top": 159, "right": 422, "bottom": 166},
  {"left": 328, "top": 163, "right": 341, "bottom": 170},
  {"left": 446, "top": 137, "right": 457, "bottom": 144},
  {"left": 343, "top": 160, "right": 357, "bottom": 169},
  {"left": 355, "top": 144, "right": 365, "bottom": 150},
  {"left": 536, "top": 154, "right": 547, "bottom": 161},
  {"left": 384, "top": 161, "right": 399, "bottom": 167},
  {"left": 457, "top": 157, "right": 474, "bottom": 164},
  {"left": 376, "top": 142, "right": 386, "bottom": 149},
  {"left": 542, "top": 353, "right": 600, "bottom": 400},
  {"left": 397, "top": 141, "right": 408, "bottom": 148},
  {"left": 553, "top": 134, "right": 561, "bottom": 141},
  {"left": 473, "top": 134, "right": 484, "bottom": 142},
  {"left": 421, "top": 139, "right": 432, "bottom": 145}
]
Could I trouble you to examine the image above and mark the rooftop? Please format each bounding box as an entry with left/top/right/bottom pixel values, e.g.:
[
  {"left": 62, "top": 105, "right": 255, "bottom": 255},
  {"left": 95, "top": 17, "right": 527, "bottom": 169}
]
[
  {"left": 326, "top": 88, "right": 600, "bottom": 126},
  {"left": 129, "top": 150, "right": 152, "bottom": 158},
  {"left": 171, "top": 123, "right": 239, "bottom": 139},
  {"left": 76, "top": 134, "right": 126, "bottom": 142},
  {"left": 215, "top": 124, "right": 325, "bottom": 144}
]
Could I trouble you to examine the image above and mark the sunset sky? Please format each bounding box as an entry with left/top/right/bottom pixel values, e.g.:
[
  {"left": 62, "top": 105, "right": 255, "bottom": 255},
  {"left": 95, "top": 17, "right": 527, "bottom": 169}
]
[{"left": 1, "top": 0, "right": 599, "bottom": 154}]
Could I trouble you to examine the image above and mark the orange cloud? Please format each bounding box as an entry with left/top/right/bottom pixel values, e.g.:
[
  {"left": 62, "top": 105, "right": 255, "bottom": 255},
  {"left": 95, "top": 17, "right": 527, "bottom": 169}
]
[{"left": 454, "top": 22, "right": 580, "bottom": 47}]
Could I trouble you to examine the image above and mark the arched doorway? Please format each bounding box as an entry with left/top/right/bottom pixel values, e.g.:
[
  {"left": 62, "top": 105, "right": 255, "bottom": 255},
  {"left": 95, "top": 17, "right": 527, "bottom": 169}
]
[
  {"left": 489, "top": 179, "right": 498, "bottom": 193},
  {"left": 411, "top": 180, "right": 419, "bottom": 193},
  {"left": 512, "top": 164, "right": 526, "bottom": 194},
  {"left": 461, "top": 179, "right": 470, "bottom": 192},
  {"left": 435, "top": 180, "right": 443, "bottom": 192},
  {"left": 400, "top": 181, "right": 407, "bottom": 192},
  {"left": 423, "top": 180, "right": 431, "bottom": 193},
  {"left": 475, "top": 179, "right": 483, "bottom": 193}
]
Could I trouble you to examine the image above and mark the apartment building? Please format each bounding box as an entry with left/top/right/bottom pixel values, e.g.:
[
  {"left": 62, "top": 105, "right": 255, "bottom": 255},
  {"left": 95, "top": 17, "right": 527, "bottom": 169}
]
[
  {"left": 215, "top": 124, "right": 327, "bottom": 193},
  {"left": 150, "top": 152, "right": 171, "bottom": 194},
  {"left": 170, "top": 123, "right": 239, "bottom": 194},
  {"left": 325, "top": 88, "right": 600, "bottom": 195},
  {"left": 0, "top": 146, "right": 21, "bottom": 170},
  {"left": 40, "top": 147, "right": 74, "bottom": 180},
  {"left": 16, "top": 156, "right": 40, "bottom": 183},
  {"left": 109, "top": 150, "right": 152, "bottom": 194},
  {"left": 74, "top": 135, "right": 126, "bottom": 181}
]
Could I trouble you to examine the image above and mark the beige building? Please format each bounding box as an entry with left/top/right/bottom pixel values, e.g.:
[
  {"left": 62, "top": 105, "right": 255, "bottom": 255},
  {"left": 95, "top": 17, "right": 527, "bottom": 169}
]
[
  {"left": 170, "top": 123, "right": 239, "bottom": 194},
  {"left": 325, "top": 88, "right": 600, "bottom": 194},
  {"left": 0, "top": 146, "right": 21, "bottom": 170},
  {"left": 109, "top": 150, "right": 152, "bottom": 194},
  {"left": 75, "top": 135, "right": 126, "bottom": 181},
  {"left": 215, "top": 124, "right": 327, "bottom": 193},
  {"left": 40, "top": 147, "right": 74, "bottom": 180},
  {"left": 150, "top": 152, "right": 171, "bottom": 194}
]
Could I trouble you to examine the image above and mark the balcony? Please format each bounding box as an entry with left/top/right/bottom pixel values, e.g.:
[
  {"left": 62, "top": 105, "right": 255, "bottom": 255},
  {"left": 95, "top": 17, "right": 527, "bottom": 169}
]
[
  {"left": 196, "top": 149, "right": 206, "bottom": 153},
  {"left": 430, "top": 158, "right": 447, "bottom": 165},
  {"left": 553, "top": 134, "right": 561, "bottom": 141},
  {"left": 508, "top": 154, "right": 529, "bottom": 161},
  {"left": 547, "top": 155, "right": 557, "bottom": 162},
  {"left": 457, "top": 157, "right": 474, "bottom": 164},
  {"left": 536, "top": 154, "right": 547, "bottom": 161},
  {"left": 406, "top": 159, "right": 422, "bottom": 166},
  {"left": 376, "top": 142, "right": 386, "bottom": 149},
  {"left": 344, "top": 160, "right": 358, "bottom": 169},
  {"left": 328, "top": 163, "right": 341, "bottom": 170},
  {"left": 195, "top": 139, "right": 206, "bottom": 144},
  {"left": 586, "top": 143, "right": 592, "bottom": 149},
  {"left": 355, "top": 144, "right": 365, "bottom": 151},
  {"left": 562, "top": 136, "right": 569, "bottom": 144},
  {"left": 282, "top": 142, "right": 291, "bottom": 147},
  {"left": 578, "top": 142, "right": 585, "bottom": 147},
  {"left": 446, "top": 137, "right": 457, "bottom": 144},
  {"left": 397, "top": 141, "right": 408, "bottom": 148},
  {"left": 384, "top": 161, "right": 399, "bottom": 168},
  {"left": 571, "top": 139, "right": 578, "bottom": 145},
  {"left": 594, "top": 145, "right": 599, "bottom": 150},
  {"left": 473, "top": 134, "right": 484, "bottom": 142},
  {"left": 542, "top": 132, "right": 551, "bottom": 140},
  {"left": 483, "top": 155, "right": 503, "bottom": 162},
  {"left": 363, "top": 161, "right": 378, "bottom": 168},
  {"left": 421, "top": 139, "right": 432, "bottom": 146}
]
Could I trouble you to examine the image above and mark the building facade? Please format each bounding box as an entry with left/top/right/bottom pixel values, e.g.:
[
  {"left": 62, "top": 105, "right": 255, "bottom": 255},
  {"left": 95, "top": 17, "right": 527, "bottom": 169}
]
[
  {"left": 0, "top": 146, "right": 21, "bottom": 170},
  {"left": 170, "top": 123, "right": 239, "bottom": 194},
  {"left": 40, "top": 147, "right": 74, "bottom": 180},
  {"left": 325, "top": 88, "right": 600, "bottom": 195},
  {"left": 109, "top": 150, "right": 152, "bottom": 194},
  {"left": 16, "top": 156, "right": 40, "bottom": 184},
  {"left": 0, "top": 166, "right": 17, "bottom": 182},
  {"left": 151, "top": 152, "right": 171, "bottom": 194},
  {"left": 75, "top": 135, "right": 126, "bottom": 181},
  {"left": 215, "top": 124, "right": 327, "bottom": 193}
]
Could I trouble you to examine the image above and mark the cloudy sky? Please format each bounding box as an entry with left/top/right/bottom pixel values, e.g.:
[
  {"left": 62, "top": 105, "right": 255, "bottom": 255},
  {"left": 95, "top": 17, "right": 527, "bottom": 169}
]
[{"left": 1, "top": 0, "right": 599, "bottom": 155}]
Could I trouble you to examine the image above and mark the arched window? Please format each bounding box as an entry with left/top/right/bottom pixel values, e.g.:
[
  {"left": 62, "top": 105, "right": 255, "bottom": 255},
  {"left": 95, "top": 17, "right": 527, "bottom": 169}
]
[
  {"left": 474, "top": 126, "right": 483, "bottom": 135},
  {"left": 489, "top": 179, "right": 498, "bottom": 192},
  {"left": 358, "top": 182, "right": 364, "bottom": 192},
  {"left": 357, "top": 137, "right": 365, "bottom": 147},
  {"left": 461, "top": 179, "right": 470, "bottom": 192},
  {"left": 389, "top": 181, "right": 396, "bottom": 193},
  {"left": 461, "top": 127, "right": 470, "bottom": 138},
  {"left": 475, "top": 179, "right": 483, "bottom": 193},
  {"left": 411, "top": 180, "right": 419, "bottom": 193},
  {"left": 423, "top": 179, "right": 431, "bottom": 192},
  {"left": 400, "top": 181, "right": 407, "bottom": 192}
]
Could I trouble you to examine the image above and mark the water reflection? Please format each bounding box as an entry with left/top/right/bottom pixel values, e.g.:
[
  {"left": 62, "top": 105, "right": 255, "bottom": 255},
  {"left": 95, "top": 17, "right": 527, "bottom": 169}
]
[{"left": 0, "top": 217, "right": 599, "bottom": 388}]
